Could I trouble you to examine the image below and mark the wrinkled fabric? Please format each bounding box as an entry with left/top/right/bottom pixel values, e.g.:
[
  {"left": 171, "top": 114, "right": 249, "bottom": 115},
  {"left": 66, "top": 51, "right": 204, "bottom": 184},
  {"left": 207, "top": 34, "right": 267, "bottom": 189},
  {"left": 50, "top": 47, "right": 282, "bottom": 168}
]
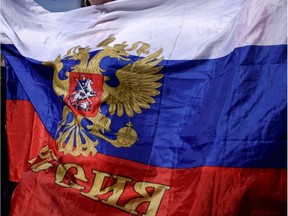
[{"left": 1, "top": 0, "right": 286, "bottom": 215}]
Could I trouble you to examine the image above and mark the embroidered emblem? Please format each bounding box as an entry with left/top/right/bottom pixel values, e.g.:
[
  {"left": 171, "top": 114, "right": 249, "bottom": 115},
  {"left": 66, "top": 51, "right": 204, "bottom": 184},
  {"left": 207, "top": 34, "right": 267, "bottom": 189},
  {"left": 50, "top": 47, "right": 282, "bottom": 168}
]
[
  {"left": 44, "top": 35, "right": 164, "bottom": 157},
  {"left": 65, "top": 73, "right": 102, "bottom": 117}
]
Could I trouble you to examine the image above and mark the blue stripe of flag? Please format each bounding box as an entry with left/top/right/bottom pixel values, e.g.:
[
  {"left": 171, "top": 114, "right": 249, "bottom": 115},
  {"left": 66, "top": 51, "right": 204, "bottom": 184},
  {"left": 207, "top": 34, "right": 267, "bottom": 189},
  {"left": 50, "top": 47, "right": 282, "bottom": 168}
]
[{"left": 3, "top": 44, "right": 286, "bottom": 169}]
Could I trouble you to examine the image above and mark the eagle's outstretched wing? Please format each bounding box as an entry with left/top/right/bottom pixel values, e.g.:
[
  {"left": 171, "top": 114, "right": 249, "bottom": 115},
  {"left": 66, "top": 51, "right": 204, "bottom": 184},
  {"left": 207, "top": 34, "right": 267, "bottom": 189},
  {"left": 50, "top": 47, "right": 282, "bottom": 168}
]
[{"left": 102, "top": 48, "right": 164, "bottom": 117}]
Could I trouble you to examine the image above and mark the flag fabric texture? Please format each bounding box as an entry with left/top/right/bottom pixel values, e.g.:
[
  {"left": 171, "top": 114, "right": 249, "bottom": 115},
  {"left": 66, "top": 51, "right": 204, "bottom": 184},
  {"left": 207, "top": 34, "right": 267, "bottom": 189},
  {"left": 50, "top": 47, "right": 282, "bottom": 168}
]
[{"left": 1, "top": 0, "right": 287, "bottom": 215}]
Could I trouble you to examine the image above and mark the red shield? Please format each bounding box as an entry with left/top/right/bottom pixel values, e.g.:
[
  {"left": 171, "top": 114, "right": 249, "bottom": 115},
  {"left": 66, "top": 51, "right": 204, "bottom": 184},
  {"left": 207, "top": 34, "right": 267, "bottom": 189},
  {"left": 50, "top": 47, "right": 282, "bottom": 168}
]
[{"left": 64, "top": 72, "right": 103, "bottom": 117}]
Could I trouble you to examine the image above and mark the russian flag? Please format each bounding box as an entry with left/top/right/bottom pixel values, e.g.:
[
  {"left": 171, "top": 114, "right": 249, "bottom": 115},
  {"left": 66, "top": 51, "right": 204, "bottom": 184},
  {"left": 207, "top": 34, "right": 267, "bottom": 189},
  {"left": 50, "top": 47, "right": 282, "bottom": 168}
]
[{"left": 1, "top": 0, "right": 286, "bottom": 215}]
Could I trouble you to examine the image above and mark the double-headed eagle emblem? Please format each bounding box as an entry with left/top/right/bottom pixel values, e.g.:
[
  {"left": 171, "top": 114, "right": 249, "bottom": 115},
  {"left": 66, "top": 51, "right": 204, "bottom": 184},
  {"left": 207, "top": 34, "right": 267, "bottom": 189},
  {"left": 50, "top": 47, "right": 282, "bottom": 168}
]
[{"left": 45, "top": 35, "right": 164, "bottom": 157}]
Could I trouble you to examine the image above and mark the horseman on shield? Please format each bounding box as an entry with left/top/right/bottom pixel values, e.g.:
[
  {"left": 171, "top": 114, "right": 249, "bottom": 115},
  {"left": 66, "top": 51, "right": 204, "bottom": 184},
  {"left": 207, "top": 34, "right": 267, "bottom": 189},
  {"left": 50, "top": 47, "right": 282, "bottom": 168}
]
[{"left": 68, "top": 75, "right": 97, "bottom": 111}]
